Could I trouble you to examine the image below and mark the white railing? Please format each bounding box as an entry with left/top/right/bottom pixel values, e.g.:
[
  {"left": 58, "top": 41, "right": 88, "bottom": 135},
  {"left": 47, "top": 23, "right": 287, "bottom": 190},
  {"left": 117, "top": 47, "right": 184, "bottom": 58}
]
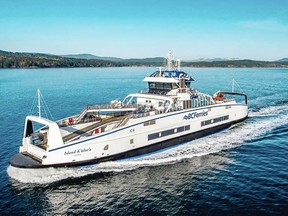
[
  {"left": 86, "top": 103, "right": 138, "bottom": 110},
  {"left": 76, "top": 108, "right": 88, "bottom": 123},
  {"left": 112, "top": 115, "right": 132, "bottom": 129}
]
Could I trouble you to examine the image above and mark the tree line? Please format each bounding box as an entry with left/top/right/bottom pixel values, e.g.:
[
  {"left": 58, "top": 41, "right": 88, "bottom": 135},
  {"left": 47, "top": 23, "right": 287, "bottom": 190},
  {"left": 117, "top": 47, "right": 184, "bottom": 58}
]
[
  {"left": 181, "top": 60, "right": 288, "bottom": 68},
  {"left": 1, "top": 50, "right": 288, "bottom": 68},
  {"left": 0, "top": 51, "right": 128, "bottom": 68}
]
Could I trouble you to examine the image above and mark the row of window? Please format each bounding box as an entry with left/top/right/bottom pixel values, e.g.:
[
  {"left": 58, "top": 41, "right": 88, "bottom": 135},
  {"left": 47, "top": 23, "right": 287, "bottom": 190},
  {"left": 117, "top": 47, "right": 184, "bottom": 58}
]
[
  {"left": 201, "top": 115, "right": 229, "bottom": 127},
  {"left": 149, "top": 82, "right": 178, "bottom": 90},
  {"left": 143, "top": 120, "right": 156, "bottom": 126},
  {"left": 148, "top": 125, "right": 190, "bottom": 141},
  {"left": 191, "top": 97, "right": 214, "bottom": 107}
]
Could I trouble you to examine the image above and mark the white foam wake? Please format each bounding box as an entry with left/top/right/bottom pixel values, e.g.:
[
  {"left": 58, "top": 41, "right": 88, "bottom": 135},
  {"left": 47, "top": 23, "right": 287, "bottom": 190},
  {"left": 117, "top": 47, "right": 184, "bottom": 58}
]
[{"left": 7, "top": 103, "right": 288, "bottom": 184}]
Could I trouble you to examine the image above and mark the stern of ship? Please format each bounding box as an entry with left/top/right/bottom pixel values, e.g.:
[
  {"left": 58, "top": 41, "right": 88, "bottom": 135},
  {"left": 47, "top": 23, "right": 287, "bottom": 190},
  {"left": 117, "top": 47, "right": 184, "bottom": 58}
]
[{"left": 10, "top": 116, "right": 63, "bottom": 168}]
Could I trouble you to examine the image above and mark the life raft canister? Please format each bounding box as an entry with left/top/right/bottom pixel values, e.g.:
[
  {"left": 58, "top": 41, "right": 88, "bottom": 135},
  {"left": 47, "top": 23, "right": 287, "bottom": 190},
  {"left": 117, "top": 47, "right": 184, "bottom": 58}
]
[
  {"left": 213, "top": 92, "right": 225, "bottom": 101},
  {"left": 68, "top": 118, "right": 74, "bottom": 124}
]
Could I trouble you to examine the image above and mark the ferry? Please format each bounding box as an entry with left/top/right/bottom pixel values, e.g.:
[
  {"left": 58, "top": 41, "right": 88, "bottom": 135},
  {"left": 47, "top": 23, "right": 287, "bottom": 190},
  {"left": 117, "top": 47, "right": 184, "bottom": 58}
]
[{"left": 10, "top": 52, "right": 248, "bottom": 168}]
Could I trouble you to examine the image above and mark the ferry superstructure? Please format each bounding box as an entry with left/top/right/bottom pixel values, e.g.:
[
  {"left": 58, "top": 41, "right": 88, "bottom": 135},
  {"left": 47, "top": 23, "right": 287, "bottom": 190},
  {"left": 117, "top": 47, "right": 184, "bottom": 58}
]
[{"left": 10, "top": 52, "right": 248, "bottom": 168}]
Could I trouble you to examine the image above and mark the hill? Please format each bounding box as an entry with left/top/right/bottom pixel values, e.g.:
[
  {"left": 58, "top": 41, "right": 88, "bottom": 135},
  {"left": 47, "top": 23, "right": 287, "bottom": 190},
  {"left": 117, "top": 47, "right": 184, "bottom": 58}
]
[
  {"left": 182, "top": 59, "right": 288, "bottom": 68},
  {"left": 0, "top": 50, "right": 126, "bottom": 68},
  {"left": 61, "top": 54, "right": 124, "bottom": 62},
  {"left": 61, "top": 54, "right": 164, "bottom": 63},
  {"left": 277, "top": 58, "right": 288, "bottom": 62},
  {"left": 1, "top": 50, "right": 288, "bottom": 68},
  {"left": 125, "top": 57, "right": 165, "bottom": 64},
  {"left": 190, "top": 58, "right": 240, "bottom": 62}
]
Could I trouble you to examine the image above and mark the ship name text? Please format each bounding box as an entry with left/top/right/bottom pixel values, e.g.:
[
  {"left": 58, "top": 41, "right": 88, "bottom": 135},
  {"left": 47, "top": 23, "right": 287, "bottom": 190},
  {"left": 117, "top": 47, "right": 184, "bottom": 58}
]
[{"left": 64, "top": 147, "right": 92, "bottom": 155}]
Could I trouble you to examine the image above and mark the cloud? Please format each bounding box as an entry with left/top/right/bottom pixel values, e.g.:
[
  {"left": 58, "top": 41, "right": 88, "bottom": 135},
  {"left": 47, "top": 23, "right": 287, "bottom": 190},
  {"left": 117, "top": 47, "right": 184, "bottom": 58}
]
[{"left": 240, "top": 19, "right": 288, "bottom": 32}]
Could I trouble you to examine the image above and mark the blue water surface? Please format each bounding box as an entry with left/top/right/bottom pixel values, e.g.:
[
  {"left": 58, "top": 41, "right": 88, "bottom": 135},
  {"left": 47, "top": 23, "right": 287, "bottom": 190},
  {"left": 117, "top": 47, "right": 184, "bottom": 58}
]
[{"left": 0, "top": 67, "right": 287, "bottom": 215}]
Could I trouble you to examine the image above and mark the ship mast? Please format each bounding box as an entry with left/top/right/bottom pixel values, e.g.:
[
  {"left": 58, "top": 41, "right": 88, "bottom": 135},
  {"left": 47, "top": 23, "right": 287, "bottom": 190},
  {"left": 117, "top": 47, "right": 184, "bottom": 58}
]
[
  {"left": 167, "top": 51, "right": 173, "bottom": 71},
  {"left": 37, "top": 89, "right": 41, "bottom": 118},
  {"left": 177, "top": 59, "right": 181, "bottom": 71}
]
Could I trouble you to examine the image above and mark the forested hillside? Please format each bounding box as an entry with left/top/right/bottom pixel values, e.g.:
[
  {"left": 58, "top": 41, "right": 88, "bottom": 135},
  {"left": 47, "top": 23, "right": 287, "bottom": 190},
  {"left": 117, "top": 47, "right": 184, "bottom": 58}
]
[
  {"left": 0, "top": 50, "right": 126, "bottom": 68},
  {"left": 1, "top": 50, "right": 288, "bottom": 68}
]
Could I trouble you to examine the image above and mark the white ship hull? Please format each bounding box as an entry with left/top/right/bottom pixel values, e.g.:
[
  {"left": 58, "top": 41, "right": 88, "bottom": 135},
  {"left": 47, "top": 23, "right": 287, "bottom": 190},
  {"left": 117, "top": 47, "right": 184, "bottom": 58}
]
[{"left": 11, "top": 102, "right": 247, "bottom": 168}]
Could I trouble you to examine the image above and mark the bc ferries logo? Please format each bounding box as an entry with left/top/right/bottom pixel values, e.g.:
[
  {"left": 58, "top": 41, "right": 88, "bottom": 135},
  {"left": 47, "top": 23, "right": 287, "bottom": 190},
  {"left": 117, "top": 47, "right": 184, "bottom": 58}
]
[{"left": 183, "top": 110, "right": 209, "bottom": 120}]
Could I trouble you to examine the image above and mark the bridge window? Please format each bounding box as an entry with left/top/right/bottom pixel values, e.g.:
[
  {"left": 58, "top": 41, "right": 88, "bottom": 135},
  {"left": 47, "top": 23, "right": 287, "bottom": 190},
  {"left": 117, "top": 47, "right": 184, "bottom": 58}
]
[
  {"left": 155, "top": 82, "right": 163, "bottom": 89},
  {"left": 149, "top": 82, "right": 173, "bottom": 91},
  {"left": 172, "top": 83, "right": 178, "bottom": 89},
  {"left": 163, "top": 83, "right": 172, "bottom": 90},
  {"left": 149, "top": 82, "right": 156, "bottom": 89}
]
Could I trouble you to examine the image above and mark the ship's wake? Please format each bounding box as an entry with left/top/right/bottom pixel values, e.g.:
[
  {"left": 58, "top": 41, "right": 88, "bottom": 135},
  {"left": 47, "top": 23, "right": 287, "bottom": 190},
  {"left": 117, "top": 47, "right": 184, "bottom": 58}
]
[{"left": 7, "top": 103, "right": 288, "bottom": 184}]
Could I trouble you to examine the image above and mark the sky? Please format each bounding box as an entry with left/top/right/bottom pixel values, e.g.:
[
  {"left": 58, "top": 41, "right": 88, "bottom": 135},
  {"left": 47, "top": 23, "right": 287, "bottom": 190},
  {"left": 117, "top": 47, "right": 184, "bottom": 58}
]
[{"left": 0, "top": 0, "right": 288, "bottom": 60}]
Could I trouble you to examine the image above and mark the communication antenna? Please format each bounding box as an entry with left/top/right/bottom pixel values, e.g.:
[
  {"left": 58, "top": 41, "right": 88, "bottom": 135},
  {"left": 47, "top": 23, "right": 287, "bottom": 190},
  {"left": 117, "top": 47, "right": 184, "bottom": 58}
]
[
  {"left": 177, "top": 59, "right": 181, "bottom": 71},
  {"left": 37, "top": 89, "right": 41, "bottom": 118},
  {"left": 167, "top": 50, "right": 173, "bottom": 71}
]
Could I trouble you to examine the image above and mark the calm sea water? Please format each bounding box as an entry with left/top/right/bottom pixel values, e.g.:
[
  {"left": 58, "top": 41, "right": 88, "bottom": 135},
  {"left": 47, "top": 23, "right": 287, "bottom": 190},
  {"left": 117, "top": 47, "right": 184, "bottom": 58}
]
[{"left": 0, "top": 67, "right": 287, "bottom": 215}]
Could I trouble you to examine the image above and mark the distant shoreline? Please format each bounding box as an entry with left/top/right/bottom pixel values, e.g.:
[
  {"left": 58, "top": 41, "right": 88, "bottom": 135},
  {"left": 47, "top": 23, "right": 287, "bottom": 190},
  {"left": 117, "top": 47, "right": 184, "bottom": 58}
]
[
  {"left": 1, "top": 50, "right": 288, "bottom": 69},
  {"left": 2, "top": 66, "right": 288, "bottom": 70}
]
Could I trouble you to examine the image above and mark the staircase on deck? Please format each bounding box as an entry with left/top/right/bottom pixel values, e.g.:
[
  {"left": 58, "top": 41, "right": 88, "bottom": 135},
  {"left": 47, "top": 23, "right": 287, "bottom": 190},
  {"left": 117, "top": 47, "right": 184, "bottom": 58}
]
[{"left": 62, "top": 116, "right": 124, "bottom": 143}]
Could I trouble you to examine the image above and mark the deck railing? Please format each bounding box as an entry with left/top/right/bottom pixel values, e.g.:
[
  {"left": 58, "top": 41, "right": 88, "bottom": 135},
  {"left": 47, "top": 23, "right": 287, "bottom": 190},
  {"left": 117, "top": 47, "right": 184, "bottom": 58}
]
[
  {"left": 85, "top": 103, "right": 138, "bottom": 110},
  {"left": 112, "top": 115, "right": 132, "bottom": 129}
]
